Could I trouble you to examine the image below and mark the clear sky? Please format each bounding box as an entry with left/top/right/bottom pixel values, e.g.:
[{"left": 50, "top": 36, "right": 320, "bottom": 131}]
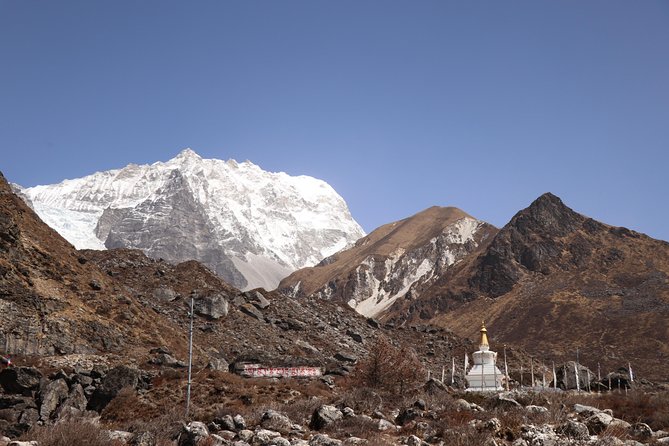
[{"left": 2, "top": 1, "right": 668, "bottom": 241}]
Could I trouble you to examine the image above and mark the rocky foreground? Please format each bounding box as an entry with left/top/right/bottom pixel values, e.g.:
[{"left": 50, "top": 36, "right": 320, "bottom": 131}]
[{"left": 1, "top": 360, "right": 668, "bottom": 446}]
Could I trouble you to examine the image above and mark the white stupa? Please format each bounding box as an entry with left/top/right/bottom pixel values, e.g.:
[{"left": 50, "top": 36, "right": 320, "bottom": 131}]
[{"left": 465, "top": 322, "right": 504, "bottom": 392}]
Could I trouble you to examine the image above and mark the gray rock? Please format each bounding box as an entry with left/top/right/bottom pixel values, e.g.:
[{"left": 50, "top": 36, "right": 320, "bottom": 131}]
[
  {"left": 57, "top": 382, "right": 88, "bottom": 418},
  {"left": 525, "top": 405, "right": 548, "bottom": 414},
  {"left": 215, "top": 414, "right": 236, "bottom": 431},
  {"left": 295, "top": 340, "right": 320, "bottom": 355},
  {"left": 333, "top": 353, "right": 356, "bottom": 363},
  {"left": 454, "top": 399, "right": 471, "bottom": 411},
  {"left": 88, "top": 365, "right": 140, "bottom": 412},
  {"left": 178, "top": 421, "right": 209, "bottom": 446},
  {"left": 630, "top": 422, "right": 652, "bottom": 440},
  {"left": 260, "top": 410, "right": 293, "bottom": 434},
  {"left": 423, "top": 377, "right": 448, "bottom": 394},
  {"left": 153, "top": 286, "right": 178, "bottom": 302},
  {"left": 150, "top": 353, "right": 187, "bottom": 368},
  {"left": 237, "top": 429, "right": 254, "bottom": 442},
  {"left": 208, "top": 358, "right": 230, "bottom": 372},
  {"left": 18, "top": 408, "right": 39, "bottom": 425},
  {"left": 377, "top": 419, "right": 395, "bottom": 431},
  {"left": 234, "top": 414, "right": 247, "bottom": 429},
  {"left": 133, "top": 431, "right": 156, "bottom": 446},
  {"left": 494, "top": 394, "right": 522, "bottom": 409},
  {"left": 585, "top": 411, "right": 613, "bottom": 435},
  {"left": 406, "top": 435, "right": 425, "bottom": 446},
  {"left": 38, "top": 378, "right": 69, "bottom": 421},
  {"left": 610, "top": 418, "right": 631, "bottom": 430},
  {"left": 555, "top": 362, "right": 595, "bottom": 390},
  {"left": 246, "top": 291, "right": 271, "bottom": 310},
  {"left": 8, "top": 442, "right": 39, "bottom": 446},
  {"left": 195, "top": 293, "right": 229, "bottom": 319},
  {"left": 342, "top": 407, "right": 355, "bottom": 418},
  {"left": 0, "top": 367, "right": 42, "bottom": 396},
  {"left": 555, "top": 420, "right": 589, "bottom": 440},
  {"left": 483, "top": 417, "right": 502, "bottom": 434},
  {"left": 240, "top": 303, "right": 264, "bottom": 321},
  {"left": 108, "top": 430, "right": 134, "bottom": 443},
  {"left": 251, "top": 429, "right": 280, "bottom": 446},
  {"left": 395, "top": 407, "right": 421, "bottom": 426},
  {"left": 310, "top": 405, "right": 343, "bottom": 430},
  {"left": 520, "top": 424, "right": 559, "bottom": 446},
  {"left": 271, "top": 438, "right": 291, "bottom": 446},
  {"left": 346, "top": 330, "right": 363, "bottom": 343},
  {"left": 573, "top": 403, "right": 601, "bottom": 416},
  {"left": 309, "top": 434, "right": 342, "bottom": 446}
]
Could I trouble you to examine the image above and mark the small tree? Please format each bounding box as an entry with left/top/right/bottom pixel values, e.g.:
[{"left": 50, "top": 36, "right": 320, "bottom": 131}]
[{"left": 354, "top": 336, "right": 424, "bottom": 394}]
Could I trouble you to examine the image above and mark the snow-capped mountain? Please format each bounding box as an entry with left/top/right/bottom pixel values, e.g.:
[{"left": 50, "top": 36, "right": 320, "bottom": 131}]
[
  {"left": 20, "top": 148, "right": 365, "bottom": 290},
  {"left": 278, "top": 206, "right": 497, "bottom": 318}
]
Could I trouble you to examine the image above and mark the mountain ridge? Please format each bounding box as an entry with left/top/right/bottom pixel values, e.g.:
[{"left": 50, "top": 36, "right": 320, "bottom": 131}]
[
  {"left": 383, "top": 192, "right": 669, "bottom": 380},
  {"left": 278, "top": 205, "right": 497, "bottom": 317},
  {"left": 18, "top": 149, "right": 365, "bottom": 290}
]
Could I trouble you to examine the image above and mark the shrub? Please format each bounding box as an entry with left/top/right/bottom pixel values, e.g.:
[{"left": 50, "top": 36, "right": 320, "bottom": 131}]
[
  {"left": 352, "top": 336, "right": 424, "bottom": 395},
  {"left": 20, "top": 420, "right": 115, "bottom": 446}
]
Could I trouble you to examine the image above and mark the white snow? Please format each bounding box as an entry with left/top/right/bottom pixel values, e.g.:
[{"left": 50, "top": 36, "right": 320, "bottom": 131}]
[{"left": 20, "top": 148, "right": 366, "bottom": 290}]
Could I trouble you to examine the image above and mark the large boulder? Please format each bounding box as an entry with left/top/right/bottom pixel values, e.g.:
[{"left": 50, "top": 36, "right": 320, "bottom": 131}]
[
  {"left": 194, "top": 293, "right": 229, "bottom": 320},
  {"left": 260, "top": 410, "right": 292, "bottom": 434},
  {"left": 38, "top": 378, "right": 69, "bottom": 421},
  {"left": 178, "top": 421, "right": 209, "bottom": 446},
  {"left": 310, "top": 405, "right": 343, "bottom": 430},
  {"left": 244, "top": 291, "right": 270, "bottom": 310},
  {"left": 0, "top": 368, "right": 42, "bottom": 396},
  {"left": 62, "top": 383, "right": 88, "bottom": 411},
  {"left": 88, "top": 365, "right": 140, "bottom": 412},
  {"left": 554, "top": 362, "right": 594, "bottom": 390},
  {"left": 395, "top": 407, "right": 422, "bottom": 426},
  {"left": 555, "top": 420, "right": 590, "bottom": 441},
  {"left": 585, "top": 412, "right": 613, "bottom": 435}
]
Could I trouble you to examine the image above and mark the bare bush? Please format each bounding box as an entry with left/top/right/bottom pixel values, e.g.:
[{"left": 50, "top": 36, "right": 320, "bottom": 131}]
[{"left": 352, "top": 336, "right": 424, "bottom": 395}]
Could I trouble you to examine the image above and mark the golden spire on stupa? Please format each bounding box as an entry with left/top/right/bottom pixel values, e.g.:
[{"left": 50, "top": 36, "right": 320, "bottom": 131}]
[{"left": 480, "top": 321, "right": 489, "bottom": 348}]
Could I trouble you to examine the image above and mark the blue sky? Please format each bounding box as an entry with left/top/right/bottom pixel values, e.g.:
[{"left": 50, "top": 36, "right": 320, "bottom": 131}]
[{"left": 2, "top": 1, "right": 668, "bottom": 241}]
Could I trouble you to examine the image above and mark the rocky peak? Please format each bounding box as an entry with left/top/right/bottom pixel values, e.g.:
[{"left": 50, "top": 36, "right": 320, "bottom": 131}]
[
  {"left": 469, "top": 193, "right": 592, "bottom": 297},
  {"left": 508, "top": 192, "right": 585, "bottom": 238}
]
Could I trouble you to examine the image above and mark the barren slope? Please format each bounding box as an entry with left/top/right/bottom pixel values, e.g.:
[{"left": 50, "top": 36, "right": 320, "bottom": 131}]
[
  {"left": 385, "top": 193, "right": 669, "bottom": 381},
  {"left": 278, "top": 206, "right": 497, "bottom": 317}
]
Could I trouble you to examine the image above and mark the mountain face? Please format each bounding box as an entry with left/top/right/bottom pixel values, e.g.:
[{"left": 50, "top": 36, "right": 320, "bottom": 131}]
[
  {"left": 0, "top": 167, "right": 470, "bottom": 379},
  {"left": 278, "top": 206, "right": 497, "bottom": 318},
  {"left": 384, "top": 193, "right": 669, "bottom": 380},
  {"left": 19, "top": 149, "right": 365, "bottom": 290}
]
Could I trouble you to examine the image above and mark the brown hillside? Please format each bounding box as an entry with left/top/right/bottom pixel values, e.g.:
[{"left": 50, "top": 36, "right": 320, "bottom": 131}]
[
  {"left": 278, "top": 206, "right": 496, "bottom": 305},
  {"left": 385, "top": 193, "right": 669, "bottom": 381}
]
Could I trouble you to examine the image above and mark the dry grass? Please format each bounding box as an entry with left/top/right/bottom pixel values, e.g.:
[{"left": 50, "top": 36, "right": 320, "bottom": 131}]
[
  {"left": 20, "top": 420, "right": 118, "bottom": 446},
  {"left": 573, "top": 389, "right": 669, "bottom": 430},
  {"left": 322, "top": 416, "right": 384, "bottom": 441}
]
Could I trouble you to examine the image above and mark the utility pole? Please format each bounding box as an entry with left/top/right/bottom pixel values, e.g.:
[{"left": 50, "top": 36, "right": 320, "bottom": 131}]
[{"left": 186, "top": 297, "right": 194, "bottom": 418}]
